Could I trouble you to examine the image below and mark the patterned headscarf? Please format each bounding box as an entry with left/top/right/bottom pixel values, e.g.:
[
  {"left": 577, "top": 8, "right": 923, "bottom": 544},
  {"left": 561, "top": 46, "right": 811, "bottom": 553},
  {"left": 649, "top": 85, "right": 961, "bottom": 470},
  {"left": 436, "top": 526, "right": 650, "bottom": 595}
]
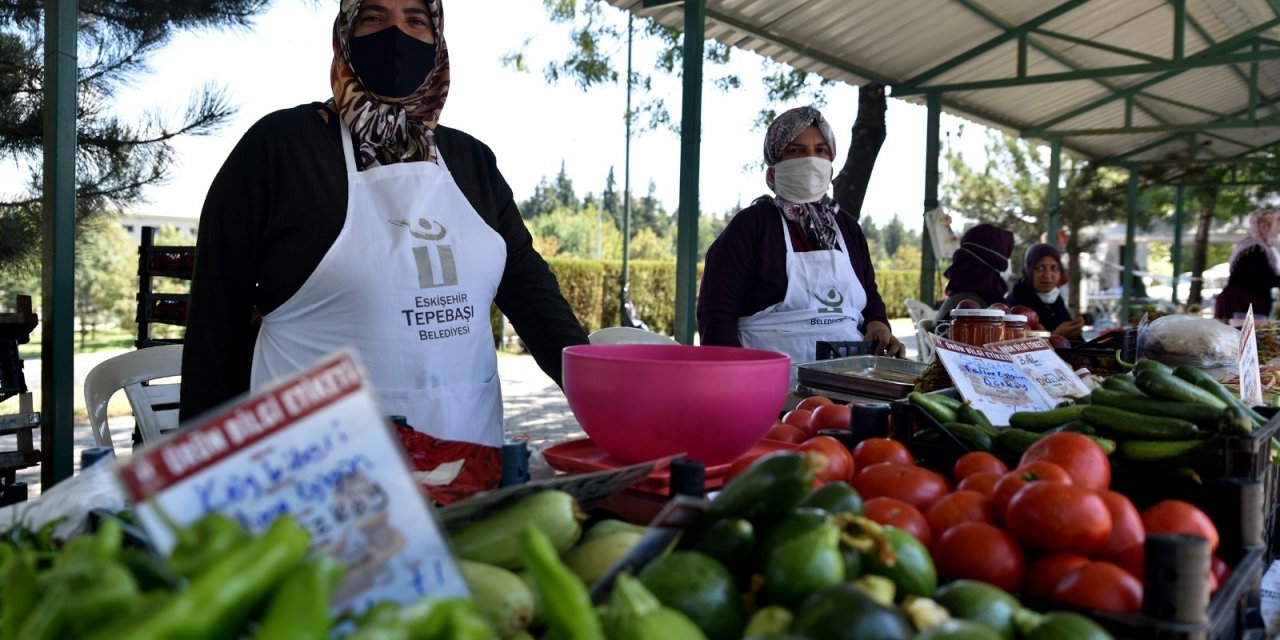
[
  {"left": 328, "top": 0, "right": 451, "bottom": 170},
  {"left": 763, "top": 106, "right": 842, "bottom": 251},
  {"left": 1230, "top": 209, "right": 1280, "bottom": 274}
]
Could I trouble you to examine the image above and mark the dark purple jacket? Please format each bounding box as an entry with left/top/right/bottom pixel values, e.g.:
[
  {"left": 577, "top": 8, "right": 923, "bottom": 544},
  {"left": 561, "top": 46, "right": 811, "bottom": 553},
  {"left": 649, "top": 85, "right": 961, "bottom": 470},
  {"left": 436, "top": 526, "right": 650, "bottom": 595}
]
[{"left": 697, "top": 197, "right": 889, "bottom": 347}]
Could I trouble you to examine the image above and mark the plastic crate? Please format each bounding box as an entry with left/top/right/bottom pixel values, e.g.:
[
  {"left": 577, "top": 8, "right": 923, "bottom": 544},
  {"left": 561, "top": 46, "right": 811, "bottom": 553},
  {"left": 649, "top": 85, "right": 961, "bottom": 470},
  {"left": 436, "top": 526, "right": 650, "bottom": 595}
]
[{"left": 1055, "top": 327, "right": 1139, "bottom": 376}]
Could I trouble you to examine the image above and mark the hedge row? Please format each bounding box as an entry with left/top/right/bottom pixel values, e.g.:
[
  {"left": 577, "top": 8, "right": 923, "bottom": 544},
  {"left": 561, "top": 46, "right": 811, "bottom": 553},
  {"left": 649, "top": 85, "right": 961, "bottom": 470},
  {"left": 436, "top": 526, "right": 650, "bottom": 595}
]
[{"left": 491, "top": 260, "right": 945, "bottom": 345}]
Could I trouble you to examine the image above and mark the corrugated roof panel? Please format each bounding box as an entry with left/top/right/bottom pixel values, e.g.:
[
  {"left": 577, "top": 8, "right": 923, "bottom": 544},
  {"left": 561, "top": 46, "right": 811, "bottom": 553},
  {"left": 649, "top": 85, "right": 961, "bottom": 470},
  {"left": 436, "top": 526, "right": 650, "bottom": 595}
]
[{"left": 1044, "top": 0, "right": 1170, "bottom": 58}]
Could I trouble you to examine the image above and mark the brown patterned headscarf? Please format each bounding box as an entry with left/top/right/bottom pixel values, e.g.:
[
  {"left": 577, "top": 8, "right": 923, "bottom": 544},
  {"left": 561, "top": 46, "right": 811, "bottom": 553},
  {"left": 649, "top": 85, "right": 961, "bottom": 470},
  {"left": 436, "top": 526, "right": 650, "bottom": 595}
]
[{"left": 328, "top": 0, "right": 451, "bottom": 170}]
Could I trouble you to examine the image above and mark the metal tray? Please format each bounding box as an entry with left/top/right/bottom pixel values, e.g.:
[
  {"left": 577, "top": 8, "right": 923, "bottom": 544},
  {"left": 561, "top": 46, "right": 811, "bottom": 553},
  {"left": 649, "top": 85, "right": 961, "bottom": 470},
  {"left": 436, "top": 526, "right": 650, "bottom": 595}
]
[{"left": 795, "top": 355, "right": 928, "bottom": 399}]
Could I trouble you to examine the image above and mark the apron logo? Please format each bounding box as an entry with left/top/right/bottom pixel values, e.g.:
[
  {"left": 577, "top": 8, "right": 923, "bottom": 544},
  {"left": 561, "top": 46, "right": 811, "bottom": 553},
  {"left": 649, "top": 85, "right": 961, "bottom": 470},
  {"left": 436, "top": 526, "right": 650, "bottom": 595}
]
[
  {"left": 812, "top": 288, "right": 844, "bottom": 313},
  {"left": 391, "top": 218, "right": 458, "bottom": 289}
]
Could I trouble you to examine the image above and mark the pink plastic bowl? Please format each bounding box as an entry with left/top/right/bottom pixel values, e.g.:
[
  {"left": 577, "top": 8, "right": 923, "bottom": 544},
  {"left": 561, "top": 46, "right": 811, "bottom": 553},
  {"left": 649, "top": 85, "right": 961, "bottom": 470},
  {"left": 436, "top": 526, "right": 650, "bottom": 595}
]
[{"left": 561, "top": 344, "right": 791, "bottom": 465}]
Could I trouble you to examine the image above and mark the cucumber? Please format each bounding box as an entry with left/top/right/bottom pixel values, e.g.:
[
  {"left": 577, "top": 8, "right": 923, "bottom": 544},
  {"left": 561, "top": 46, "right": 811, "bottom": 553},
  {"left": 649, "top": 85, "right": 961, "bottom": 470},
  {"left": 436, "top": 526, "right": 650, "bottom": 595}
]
[
  {"left": 1081, "top": 405, "right": 1200, "bottom": 440},
  {"left": 1089, "top": 388, "right": 1223, "bottom": 425},
  {"left": 1101, "top": 376, "right": 1145, "bottom": 396},
  {"left": 1049, "top": 421, "right": 1095, "bottom": 435},
  {"left": 1008, "top": 405, "right": 1088, "bottom": 433},
  {"left": 449, "top": 490, "right": 584, "bottom": 569},
  {"left": 1219, "top": 404, "right": 1257, "bottom": 436},
  {"left": 932, "top": 394, "right": 964, "bottom": 412},
  {"left": 705, "top": 452, "right": 818, "bottom": 522},
  {"left": 956, "top": 403, "right": 996, "bottom": 433},
  {"left": 941, "top": 422, "right": 994, "bottom": 452},
  {"left": 1116, "top": 439, "right": 1204, "bottom": 462},
  {"left": 995, "top": 428, "right": 1044, "bottom": 454},
  {"left": 1173, "top": 364, "right": 1269, "bottom": 427},
  {"left": 909, "top": 391, "right": 959, "bottom": 424},
  {"left": 1134, "top": 371, "right": 1228, "bottom": 410}
]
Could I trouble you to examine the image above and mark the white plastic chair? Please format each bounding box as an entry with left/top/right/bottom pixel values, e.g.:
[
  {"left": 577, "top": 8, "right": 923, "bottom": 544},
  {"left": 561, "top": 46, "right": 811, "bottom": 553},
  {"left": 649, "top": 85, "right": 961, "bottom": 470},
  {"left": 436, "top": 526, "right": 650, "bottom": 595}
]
[
  {"left": 588, "top": 326, "right": 680, "bottom": 345},
  {"left": 904, "top": 298, "right": 938, "bottom": 362},
  {"left": 84, "top": 345, "right": 183, "bottom": 451}
]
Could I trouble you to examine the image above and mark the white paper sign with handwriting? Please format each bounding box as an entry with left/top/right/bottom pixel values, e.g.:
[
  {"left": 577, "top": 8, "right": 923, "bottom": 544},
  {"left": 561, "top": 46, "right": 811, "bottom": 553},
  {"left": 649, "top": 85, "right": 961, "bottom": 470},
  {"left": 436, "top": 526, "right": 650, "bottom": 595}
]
[
  {"left": 933, "top": 337, "right": 1058, "bottom": 426},
  {"left": 116, "top": 350, "right": 467, "bottom": 614}
]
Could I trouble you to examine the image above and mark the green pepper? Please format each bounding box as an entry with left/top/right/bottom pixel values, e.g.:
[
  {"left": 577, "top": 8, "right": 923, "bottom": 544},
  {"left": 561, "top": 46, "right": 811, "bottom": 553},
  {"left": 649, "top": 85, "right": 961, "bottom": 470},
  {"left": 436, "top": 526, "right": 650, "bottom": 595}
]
[
  {"left": 254, "top": 555, "right": 346, "bottom": 640},
  {"left": 520, "top": 525, "right": 605, "bottom": 640},
  {"left": 347, "top": 597, "right": 492, "bottom": 640},
  {"left": 601, "top": 573, "right": 706, "bottom": 640},
  {"left": 166, "top": 512, "right": 252, "bottom": 580},
  {"left": 88, "top": 515, "right": 311, "bottom": 640},
  {"left": 0, "top": 550, "right": 38, "bottom": 640},
  {"left": 761, "top": 515, "right": 844, "bottom": 608},
  {"left": 21, "top": 518, "right": 142, "bottom": 639}
]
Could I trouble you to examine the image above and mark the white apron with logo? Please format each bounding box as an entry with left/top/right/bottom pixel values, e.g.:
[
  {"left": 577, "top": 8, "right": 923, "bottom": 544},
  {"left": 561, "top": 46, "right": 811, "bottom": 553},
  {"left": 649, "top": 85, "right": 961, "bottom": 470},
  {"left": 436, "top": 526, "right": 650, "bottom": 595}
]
[
  {"left": 251, "top": 122, "right": 507, "bottom": 446},
  {"left": 738, "top": 213, "right": 867, "bottom": 370}
]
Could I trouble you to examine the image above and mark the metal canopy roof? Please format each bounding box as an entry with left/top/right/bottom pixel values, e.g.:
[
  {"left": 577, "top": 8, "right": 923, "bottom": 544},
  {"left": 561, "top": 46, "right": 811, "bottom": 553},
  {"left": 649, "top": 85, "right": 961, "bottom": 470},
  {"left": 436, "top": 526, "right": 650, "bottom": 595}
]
[{"left": 610, "top": 0, "right": 1280, "bottom": 167}]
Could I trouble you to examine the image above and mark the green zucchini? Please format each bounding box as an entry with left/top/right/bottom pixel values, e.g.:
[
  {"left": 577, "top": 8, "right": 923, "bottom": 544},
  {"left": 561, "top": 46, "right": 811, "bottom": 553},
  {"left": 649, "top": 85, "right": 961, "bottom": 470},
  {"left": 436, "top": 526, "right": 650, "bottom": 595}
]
[
  {"left": 1218, "top": 403, "right": 1257, "bottom": 436},
  {"left": 956, "top": 403, "right": 996, "bottom": 434},
  {"left": 1116, "top": 438, "right": 1204, "bottom": 462},
  {"left": 909, "top": 391, "right": 959, "bottom": 425},
  {"left": 1173, "top": 364, "right": 1269, "bottom": 427},
  {"left": 1101, "top": 376, "right": 1145, "bottom": 396},
  {"left": 1089, "top": 388, "right": 1223, "bottom": 425},
  {"left": 1008, "top": 405, "right": 1088, "bottom": 433},
  {"left": 1049, "top": 421, "right": 1095, "bottom": 435},
  {"left": 995, "top": 428, "right": 1044, "bottom": 454},
  {"left": 941, "top": 422, "right": 994, "bottom": 452},
  {"left": 932, "top": 393, "right": 964, "bottom": 412},
  {"left": 1132, "top": 359, "right": 1173, "bottom": 376},
  {"left": 1134, "top": 371, "right": 1228, "bottom": 410},
  {"left": 1081, "top": 405, "right": 1200, "bottom": 440}
]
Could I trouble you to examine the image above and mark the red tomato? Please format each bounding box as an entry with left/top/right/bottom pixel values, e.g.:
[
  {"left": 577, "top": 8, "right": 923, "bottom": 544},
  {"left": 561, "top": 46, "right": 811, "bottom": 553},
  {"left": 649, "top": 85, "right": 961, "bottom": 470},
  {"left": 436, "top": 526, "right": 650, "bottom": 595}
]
[
  {"left": 782, "top": 409, "right": 813, "bottom": 431},
  {"left": 990, "top": 461, "right": 1072, "bottom": 522},
  {"left": 1025, "top": 552, "right": 1091, "bottom": 601},
  {"left": 933, "top": 522, "right": 1025, "bottom": 593},
  {"left": 924, "top": 490, "right": 995, "bottom": 539},
  {"left": 853, "top": 462, "right": 951, "bottom": 511},
  {"left": 1115, "top": 543, "right": 1144, "bottom": 580},
  {"left": 1005, "top": 482, "right": 1112, "bottom": 554},
  {"left": 799, "top": 436, "right": 856, "bottom": 484},
  {"left": 952, "top": 452, "right": 1009, "bottom": 483},
  {"left": 852, "top": 438, "right": 913, "bottom": 469},
  {"left": 1142, "top": 500, "right": 1219, "bottom": 553},
  {"left": 1097, "top": 491, "right": 1145, "bottom": 562},
  {"left": 796, "top": 395, "right": 834, "bottom": 413},
  {"left": 809, "top": 404, "right": 853, "bottom": 436},
  {"left": 1019, "top": 432, "right": 1111, "bottom": 492},
  {"left": 1212, "top": 556, "right": 1229, "bottom": 595},
  {"left": 956, "top": 471, "right": 1001, "bottom": 497},
  {"left": 763, "top": 422, "right": 808, "bottom": 444},
  {"left": 1052, "top": 561, "right": 1143, "bottom": 613},
  {"left": 863, "top": 496, "right": 932, "bottom": 549}
]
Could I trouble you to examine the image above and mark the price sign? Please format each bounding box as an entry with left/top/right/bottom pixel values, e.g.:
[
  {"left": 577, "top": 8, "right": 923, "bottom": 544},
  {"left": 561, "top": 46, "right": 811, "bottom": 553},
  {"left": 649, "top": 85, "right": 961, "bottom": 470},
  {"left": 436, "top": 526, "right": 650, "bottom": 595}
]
[
  {"left": 933, "top": 337, "right": 1057, "bottom": 426},
  {"left": 117, "top": 350, "right": 467, "bottom": 614},
  {"left": 1241, "top": 305, "right": 1263, "bottom": 407},
  {"left": 986, "top": 337, "right": 1092, "bottom": 402}
]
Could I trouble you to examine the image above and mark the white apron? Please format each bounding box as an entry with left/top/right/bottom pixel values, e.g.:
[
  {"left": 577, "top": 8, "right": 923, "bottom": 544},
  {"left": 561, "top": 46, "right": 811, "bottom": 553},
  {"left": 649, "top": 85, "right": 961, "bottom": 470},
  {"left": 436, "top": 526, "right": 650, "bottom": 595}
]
[
  {"left": 250, "top": 122, "right": 507, "bottom": 446},
  {"left": 738, "top": 213, "right": 867, "bottom": 370}
]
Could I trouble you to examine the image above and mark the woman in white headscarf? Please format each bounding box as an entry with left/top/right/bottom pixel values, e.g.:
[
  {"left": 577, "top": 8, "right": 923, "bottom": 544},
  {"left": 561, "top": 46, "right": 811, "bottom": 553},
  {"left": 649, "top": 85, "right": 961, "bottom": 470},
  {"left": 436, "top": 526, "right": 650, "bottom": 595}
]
[
  {"left": 697, "top": 106, "right": 903, "bottom": 368},
  {"left": 1216, "top": 209, "right": 1280, "bottom": 322}
]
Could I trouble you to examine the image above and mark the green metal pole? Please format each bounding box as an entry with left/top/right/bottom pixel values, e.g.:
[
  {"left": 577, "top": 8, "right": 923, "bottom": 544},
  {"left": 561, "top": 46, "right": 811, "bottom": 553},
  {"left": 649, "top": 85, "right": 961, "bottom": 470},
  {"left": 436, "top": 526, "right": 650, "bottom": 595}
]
[
  {"left": 42, "top": 0, "right": 77, "bottom": 487},
  {"left": 1047, "top": 137, "right": 1062, "bottom": 245},
  {"left": 1171, "top": 185, "right": 1185, "bottom": 305},
  {"left": 919, "top": 93, "right": 941, "bottom": 305},
  {"left": 673, "top": 0, "right": 704, "bottom": 345},
  {"left": 622, "top": 13, "right": 633, "bottom": 285},
  {"left": 1121, "top": 170, "right": 1139, "bottom": 325}
]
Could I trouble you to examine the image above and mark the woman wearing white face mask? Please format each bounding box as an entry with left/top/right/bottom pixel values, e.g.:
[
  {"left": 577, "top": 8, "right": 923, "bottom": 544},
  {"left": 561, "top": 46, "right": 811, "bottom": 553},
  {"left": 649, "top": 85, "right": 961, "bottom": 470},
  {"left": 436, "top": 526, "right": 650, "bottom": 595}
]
[
  {"left": 697, "top": 106, "right": 904, "bottom": 370},
  {"left": 1006, "top": 243, "right": 1085, "bottom": 340}
]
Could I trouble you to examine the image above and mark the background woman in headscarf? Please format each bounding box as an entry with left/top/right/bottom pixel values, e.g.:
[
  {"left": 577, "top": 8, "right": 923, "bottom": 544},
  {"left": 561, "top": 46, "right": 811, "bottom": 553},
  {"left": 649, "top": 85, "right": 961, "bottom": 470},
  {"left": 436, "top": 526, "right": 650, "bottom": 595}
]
[
  {"left": 181, "top": 0, "right": 588, "bottom": 501},
  {"left": 1215, "top": 209, "right": 1280, "bottom": 322},
  {"left": 934, "top": 223, "right": 1015, "bottom": 321},
  {"left": 1006, "top": 243, "right": 1085, "bottom": 340},
  {"left": 697, "top": 105, "right": 904, "bottom": 371}
]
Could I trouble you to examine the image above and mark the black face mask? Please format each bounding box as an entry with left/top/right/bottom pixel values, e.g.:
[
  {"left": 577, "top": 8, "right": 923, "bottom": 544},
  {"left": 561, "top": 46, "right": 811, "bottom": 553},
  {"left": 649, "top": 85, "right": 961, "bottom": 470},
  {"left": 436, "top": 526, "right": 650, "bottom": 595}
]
[{"left": 349, "top": 26, "right": 437, "bottom": 99}]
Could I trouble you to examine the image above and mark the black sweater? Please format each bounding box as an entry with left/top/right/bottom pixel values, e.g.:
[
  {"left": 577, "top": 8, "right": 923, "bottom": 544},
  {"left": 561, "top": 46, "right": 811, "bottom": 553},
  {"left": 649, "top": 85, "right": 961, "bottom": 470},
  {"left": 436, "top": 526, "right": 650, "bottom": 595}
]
[{"left": 180, "top": 103, "right": 589, "bottom": 420}]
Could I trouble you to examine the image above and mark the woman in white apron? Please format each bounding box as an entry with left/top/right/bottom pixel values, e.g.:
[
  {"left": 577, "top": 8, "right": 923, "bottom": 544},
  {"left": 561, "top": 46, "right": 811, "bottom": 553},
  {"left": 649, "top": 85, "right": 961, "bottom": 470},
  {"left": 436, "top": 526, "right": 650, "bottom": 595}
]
[
  {"left": 182, "top": 0, "right": 589, "bottom": 503},
  {"left": 697, "top": 106, "right": 904, "bottom": 376}
]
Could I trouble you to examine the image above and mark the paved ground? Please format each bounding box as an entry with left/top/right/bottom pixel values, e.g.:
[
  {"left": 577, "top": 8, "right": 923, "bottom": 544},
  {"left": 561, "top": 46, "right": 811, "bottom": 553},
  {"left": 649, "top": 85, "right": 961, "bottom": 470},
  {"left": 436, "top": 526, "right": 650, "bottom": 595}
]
[{"left": 9, "top": 319, "right": 920, "bottom": 498}]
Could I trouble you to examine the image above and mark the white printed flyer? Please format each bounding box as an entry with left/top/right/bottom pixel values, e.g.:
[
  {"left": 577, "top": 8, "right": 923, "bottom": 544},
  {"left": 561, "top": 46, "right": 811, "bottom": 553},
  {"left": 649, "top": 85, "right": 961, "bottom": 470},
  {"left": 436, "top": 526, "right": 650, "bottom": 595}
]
[
  {"left": 116, "top": 350, "right": 467, "bottom": 614},
  {"left": 986, "top": 337, "right": 1093, "bottom": 402},
  {"left": 933, "top": 336, "right": 1058, "bottom": 425}
]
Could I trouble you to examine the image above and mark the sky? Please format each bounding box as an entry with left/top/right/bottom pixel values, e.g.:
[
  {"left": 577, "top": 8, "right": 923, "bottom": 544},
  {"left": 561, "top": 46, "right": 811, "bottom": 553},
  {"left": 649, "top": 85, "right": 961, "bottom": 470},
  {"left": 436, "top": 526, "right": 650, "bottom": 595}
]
[{"left": 111, "top": 0, "right": 988, "bottom": 231}]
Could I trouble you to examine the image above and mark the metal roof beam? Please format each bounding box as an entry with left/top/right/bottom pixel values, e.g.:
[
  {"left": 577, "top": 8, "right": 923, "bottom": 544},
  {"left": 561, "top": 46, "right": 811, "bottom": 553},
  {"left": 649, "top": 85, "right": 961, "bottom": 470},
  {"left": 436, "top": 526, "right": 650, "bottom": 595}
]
[
  {"left": 1033, "top": 27, "right": 1165, "bottom": 64},
  {"left": 894, "top": 46, "right": 1280, "bottom": 95},
  {"left": 1088, "top": 94, "right": 1280, "bottom": 162},
  {"left": 1029, "top": 115, "right": 1280, "bottom": 136}
]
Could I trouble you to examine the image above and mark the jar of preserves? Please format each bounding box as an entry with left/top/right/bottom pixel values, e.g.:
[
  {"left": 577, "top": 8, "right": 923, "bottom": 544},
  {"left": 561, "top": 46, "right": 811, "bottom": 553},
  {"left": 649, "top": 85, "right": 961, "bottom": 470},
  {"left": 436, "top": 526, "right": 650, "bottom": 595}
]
[
  {"left": 938, "top": 308, "right": 1006, "bottom": 347},
  {"left": 1002, "top": 313, "right": 1028, "bottom": 341}
]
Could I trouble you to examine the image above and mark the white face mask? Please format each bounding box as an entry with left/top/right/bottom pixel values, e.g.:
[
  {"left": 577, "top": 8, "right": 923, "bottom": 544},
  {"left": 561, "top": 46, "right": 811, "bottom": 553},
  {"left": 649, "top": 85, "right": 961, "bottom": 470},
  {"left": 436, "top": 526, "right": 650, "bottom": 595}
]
[
  {"left": 1037, "top": 288, "right": 1061, "bottom": 304},
  {"left": 772, "top": 156, "right": 833, "bottom": 203},
  {"left": 959, "top": 243, "right": 1012, "bottom": 281}
]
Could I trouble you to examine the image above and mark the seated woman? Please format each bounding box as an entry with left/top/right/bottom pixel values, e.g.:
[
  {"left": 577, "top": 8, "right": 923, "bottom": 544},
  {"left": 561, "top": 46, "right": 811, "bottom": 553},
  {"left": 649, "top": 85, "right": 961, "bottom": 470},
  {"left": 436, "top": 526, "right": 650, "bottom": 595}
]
[
  {"left": 1215, "top": 208, "right": 1280, "bottom": 323},
  {"left": 697, "top": 105, "right": 903, "bottom": 370},
  {"left": 934, "top": 223, "right": 1015, "bottom": 322},
  {"left": 1006, "top": 243, "right": 1085, "bottom": 340}
]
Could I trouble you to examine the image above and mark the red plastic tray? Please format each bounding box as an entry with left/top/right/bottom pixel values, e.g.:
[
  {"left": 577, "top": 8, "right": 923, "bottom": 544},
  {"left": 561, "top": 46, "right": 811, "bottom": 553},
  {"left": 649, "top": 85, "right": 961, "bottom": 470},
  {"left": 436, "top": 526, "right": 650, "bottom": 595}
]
[{"left": 542, "top": 437, "right": 801, "bottom": 495}]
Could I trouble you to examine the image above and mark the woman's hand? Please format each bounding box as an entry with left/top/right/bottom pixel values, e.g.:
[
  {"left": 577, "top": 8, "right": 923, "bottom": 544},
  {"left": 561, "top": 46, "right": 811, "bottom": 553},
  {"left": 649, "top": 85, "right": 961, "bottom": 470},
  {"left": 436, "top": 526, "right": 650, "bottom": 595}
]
[
  {"left": 1053, "top": 316, "right": 1086, "bottom": 340},
  {"left": 864, "top": 320, "right": 906, "bottom": 358}
]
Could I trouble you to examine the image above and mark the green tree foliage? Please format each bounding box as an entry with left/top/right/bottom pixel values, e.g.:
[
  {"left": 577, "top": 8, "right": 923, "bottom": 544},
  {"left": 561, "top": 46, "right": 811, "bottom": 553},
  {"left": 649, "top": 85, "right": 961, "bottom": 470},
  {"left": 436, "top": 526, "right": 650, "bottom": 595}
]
[
  {"left": 74, "top": 217, "right": 136, "bottom": 347},
  {"left": 0, "top": 0, "right": 269, "bottom": 270}
]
